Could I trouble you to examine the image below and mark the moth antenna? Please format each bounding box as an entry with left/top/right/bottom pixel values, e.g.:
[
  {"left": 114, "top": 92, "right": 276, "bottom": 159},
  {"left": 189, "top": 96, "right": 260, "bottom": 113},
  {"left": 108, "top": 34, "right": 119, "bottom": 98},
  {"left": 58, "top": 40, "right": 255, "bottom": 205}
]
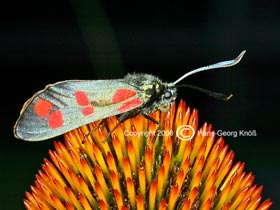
[{"left": 173, "top": 50, "right": 246, "bottom": 85}]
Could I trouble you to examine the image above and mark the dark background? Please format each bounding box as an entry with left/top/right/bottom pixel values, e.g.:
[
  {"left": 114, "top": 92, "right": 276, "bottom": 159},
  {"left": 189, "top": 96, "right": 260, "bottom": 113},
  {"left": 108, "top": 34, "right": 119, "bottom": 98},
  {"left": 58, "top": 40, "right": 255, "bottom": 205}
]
[{"left": 1, "top": 0, "right": 279, "bottom": 209}]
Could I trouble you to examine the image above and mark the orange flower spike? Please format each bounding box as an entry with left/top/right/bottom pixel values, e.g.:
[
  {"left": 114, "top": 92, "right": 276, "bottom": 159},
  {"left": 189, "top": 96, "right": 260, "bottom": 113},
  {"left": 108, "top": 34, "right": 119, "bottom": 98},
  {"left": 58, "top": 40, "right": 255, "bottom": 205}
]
[
  {"left": 99, "top": 200, "right": 108, "bottom": 210},
  {"left": 203, "top": 162, "right": 219, "bottom": 193},
  {"left": 65, "top": 187, "right": 83, "bottom": 210},
  {"left": 96, "top": 127, "right": 112, "bottom": 155},
  {"left": 132, "top": 114, "right": 144, "bottom": 137},
  {"left": 145, "top": 148, "right": 153, "bottom": 185},
  {"left": 251, "top": 185, "right": 264, "bottom": 202},
  {"left": 50, "top": 193, "right": 67, "bottom": 210},
  {"left": 256, "top": 199, "right": 273, "bottom": 210},
  {"left": 80, "top": 141, "right": 96, "bottom": 164},
  {"left": 77, "top": 193, "right": 92, "bottom": 210},
  {"left": 80, "top": 157, "right": 96, "bottom": 190},
  {"left": 165, "top": 136, "right": 173, "bottom": 158},
  {"left": 77, "top": 175, "right": 98, "bottom": 207},
  {"left": 64, "top": 129, "right": 81, "bottom": 148},
  {"left": 106, "top": 152, "right": 118, "bottom": 176},
  {"left": 236, "top": 196, "right": 251, "bottom": 210},
  {"left": 174, "top": 100, "right": 188, "bottom": 130},
  {"left": 216, "top": 179, "right": 233, "bottom": 209},
  {"left": 131, "top": 126, "right": 141, "bottom": 165},
  {"left": 68, "top": 168, "right": 82, "bottom": 193},
  {"left": 175, "top": 169, "right": 185, "bottom": 192},
  {"left": 189, "top": 170, "right": 202, "bottom": 191},
  {"left": 159, "top": 199, "right": 167, "bottom": 210},
  {"left": 163, "top": 150, "right": 171, "bottom": 184},
  {"left": 181, "top": 199, "right": 190, "bottom": 210},
  {"left": 147, "top": 112, "right": 159, "bottom": 137},
  {"left": 126, "top": 178, "right": 136, "bottom": 208},
  {"left": 203, "top": 130, "right": 215, "bottom": 161},
  {"left": 181, "top": 156, "right": 191, "bottom": 176},
  {"left": 162, "top": 118, "right": 171, "bottom": 145},
  {"left": 217, "top": 144, "right": 229, "bottom": 168},
  {"left": 138, "top": 162, "right": 146, "bottom": 196},
  {"left": 136, "top": 195, "right": 144, "bottom": 210},
  {"left": 23, "top": 198, "right": 37, "bottom": 210},
  {"left": 123, "top": 157, "right": 132, "bottom": 180},
  {"left": 94, "top": 165, "right": 110, "bottom": 197},
  {"left": 189, "top": 187, "right": 199, "bottom": 208},
  {"left": 114, "top": 124, "right": 126, "bottom": 154},
  {"left": 248, "top": 197, "right": 262, "bottom": 210},
  {"left": 230, "top": 172, "right": 247, "bottom": 201},
  {"left": 106, "top": 116, "right": 118, "bottom": 135},
  {"left": 203, "top": 138, "right": 223, "bottom": 178},
  {"left": 53, "top": 141, "right": 73, "bottom": 168},
  {"left": 189, "top": 108, "right": 198, "bottom": 132},
  {"left": 230, "top": 186, "right": 250, "bottom": 209},
  {"left": 221, "top": 202, "right": 232, "bottom": 210},
  {"left": 56, "top": 161, "right": 74, "bottom": 189},
  {"left": 240, "top": 172, "right": 255, "bottom": 190},
  {"left": 92, "top": 142, "right": 109, "bottom": 176},
  {"left": 112, "top": 134, "right": 124, "bottom": 170},
  {"left": 29, "top": 186, "right": 49, "bottom": 209},
  {"left": 220, "top": 161, "right": 243, "bottom": 191},
  {"left": 25, "top": 191, "right": 38, "bottom": 209},
  {"left": 65, "top": 201, "right": 75, "bottom": 210},
  {"left": 168, "top": 184, "right": 179, "bottom": 210},
  {"left": 200, "top": 198, "right": 213, "bottom": 210},
  {"left": 225, "top": 172, "right": 239, "bottom": 200},
  {"left": 95, "top": 182, "right": 108, "bottom": 207},
  {"left": 191, "top": 122, "right": 207, "bottom": 162},
  {"left": 38, "top": 185, "right": 54, "bottom": 207},
  {"left": 69, "top": 150, "right": 85, "bottom": 176},
  {"left": 200, "top": 186, "right": 215, "bottom": 209},
  {"left": 42, "top": 159, "right": 65, "bottom": 187},
  {"left": 191, "top": 145, "right": 206, "bottom": 177},
  {"left": 179, "top": 140, "right": 192, "bottom": 168},
  {"left": 127, "top": 140, "right": 137, "bottom": 175},
  {"left": 110, "top": 171, "right": 122, "bottom": 195},
  {"left": 113, "top": 189, "right": 124, "bottom": 210},
  {"left": 245, "top": 185, "right": 257, "bottom": 201},
  {"left": 157, "top": 165, "right": 165, "bottom": 200},
  {"left": 149, "top": 180, "right": 157, "bottom": 210},
  {"left": 215, "top": 151, "right": 234, "bottom": 188},
  {"left": 51, "top": 176, "right": 69, "bottom": 201}
]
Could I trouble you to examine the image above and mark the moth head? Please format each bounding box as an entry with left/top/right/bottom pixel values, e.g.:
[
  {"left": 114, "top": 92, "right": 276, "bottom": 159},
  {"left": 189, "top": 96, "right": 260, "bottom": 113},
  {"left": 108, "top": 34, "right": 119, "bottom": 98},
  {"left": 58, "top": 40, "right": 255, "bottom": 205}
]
[
  {"left": 140, "top": 81, "right": 177, "bottom": 115},
  {"left": 157, "top": 83, "right": 177, "bottom": 112}
]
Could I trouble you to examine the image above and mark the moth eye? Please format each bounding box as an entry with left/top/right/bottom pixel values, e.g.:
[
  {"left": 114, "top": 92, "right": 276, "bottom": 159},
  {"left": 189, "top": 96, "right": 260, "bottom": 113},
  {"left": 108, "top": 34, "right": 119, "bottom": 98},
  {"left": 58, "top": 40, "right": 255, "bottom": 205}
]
[{"left": 164, "top": 91, "right": 172, "bottom": 99}]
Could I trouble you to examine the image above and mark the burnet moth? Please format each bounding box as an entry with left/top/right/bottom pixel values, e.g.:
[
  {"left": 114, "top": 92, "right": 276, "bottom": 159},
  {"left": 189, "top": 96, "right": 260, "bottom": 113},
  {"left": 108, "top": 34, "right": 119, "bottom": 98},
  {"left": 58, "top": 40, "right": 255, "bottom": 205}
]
[{"left": 14, "top": 51, "right": 246, "bottom": 141}]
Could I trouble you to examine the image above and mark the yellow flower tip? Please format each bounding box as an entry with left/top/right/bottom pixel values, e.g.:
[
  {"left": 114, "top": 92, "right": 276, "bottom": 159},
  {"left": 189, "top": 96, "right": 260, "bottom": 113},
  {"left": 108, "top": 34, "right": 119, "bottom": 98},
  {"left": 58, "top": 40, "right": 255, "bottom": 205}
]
[{"left": 23, "top": 100, "right": 272, "bottom": 210}]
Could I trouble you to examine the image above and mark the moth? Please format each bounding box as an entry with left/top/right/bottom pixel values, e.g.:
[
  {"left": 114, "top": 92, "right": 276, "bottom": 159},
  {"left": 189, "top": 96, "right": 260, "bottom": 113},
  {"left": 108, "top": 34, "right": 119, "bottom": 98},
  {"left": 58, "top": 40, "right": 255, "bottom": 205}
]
[{"left": 14, "top": 51, "right": 245, "bottom": 141}]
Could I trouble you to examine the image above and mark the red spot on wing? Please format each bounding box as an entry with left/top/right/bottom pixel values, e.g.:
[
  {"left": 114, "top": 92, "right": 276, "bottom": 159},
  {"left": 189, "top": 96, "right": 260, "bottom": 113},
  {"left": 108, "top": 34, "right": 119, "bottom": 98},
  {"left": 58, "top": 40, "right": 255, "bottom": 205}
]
[
  {"left": 118, "top": 98, "right": 142, "bottom": 112},
  {"left": 112, "top": 89, "right": 137, "bottom": 103},
  {"left": 75, "top": 91, "right": 89, "bottom": 106},
  {"left": 48, "top": 110, "right": 64, "bottom": 129},
  {"left": 82, "top": 106, "right": 94, "bottom": 116},
  {"left": 34, "top": 98, "right": 53, "bottom": 117}
]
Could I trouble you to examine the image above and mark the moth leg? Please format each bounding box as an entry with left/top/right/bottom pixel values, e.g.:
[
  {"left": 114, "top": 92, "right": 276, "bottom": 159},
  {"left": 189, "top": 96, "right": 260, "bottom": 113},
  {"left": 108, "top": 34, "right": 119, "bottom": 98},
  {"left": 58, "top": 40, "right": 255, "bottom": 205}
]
[
  {"left": 142, "top": 114, "right": 160, "bottom": 124},
  {"left": 102, "top": 109, "right": 142, "bottom": 142},
  {"left": 83, "top": 119, "right": 106, "bottom": 143}
]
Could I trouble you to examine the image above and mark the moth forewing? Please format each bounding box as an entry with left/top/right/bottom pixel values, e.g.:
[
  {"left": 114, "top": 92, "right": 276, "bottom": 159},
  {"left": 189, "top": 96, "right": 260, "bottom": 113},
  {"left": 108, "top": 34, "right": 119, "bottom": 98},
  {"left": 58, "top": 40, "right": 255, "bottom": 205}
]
[{"left": 14, "top": 79, "right": 144, "bottom": 141}]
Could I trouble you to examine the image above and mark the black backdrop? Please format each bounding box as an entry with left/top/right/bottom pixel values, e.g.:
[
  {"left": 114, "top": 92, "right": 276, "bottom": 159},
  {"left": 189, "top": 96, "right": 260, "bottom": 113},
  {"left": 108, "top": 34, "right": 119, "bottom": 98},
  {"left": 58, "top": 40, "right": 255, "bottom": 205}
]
[{"left": 1, "top": 0, "right": 279, "bottom": 209}]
